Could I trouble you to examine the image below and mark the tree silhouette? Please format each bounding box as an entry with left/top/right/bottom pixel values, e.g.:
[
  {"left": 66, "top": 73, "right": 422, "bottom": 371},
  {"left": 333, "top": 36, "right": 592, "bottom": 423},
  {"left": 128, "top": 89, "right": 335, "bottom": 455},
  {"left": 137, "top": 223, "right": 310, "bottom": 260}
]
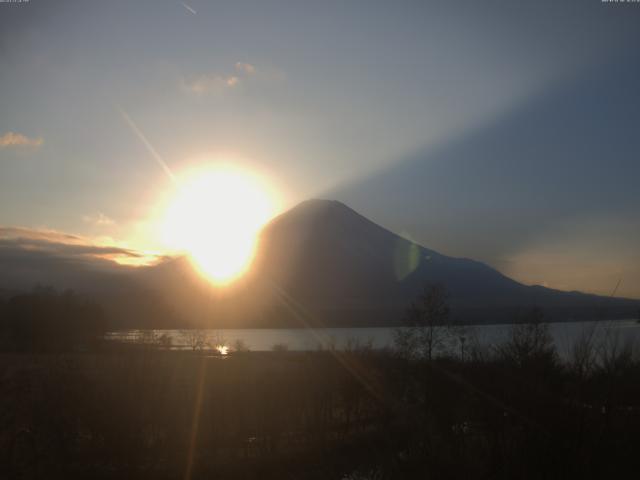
[
  {"left": 0, "top": 287, "right": 106, "bottom": 352},
  {"left": 395, "top": 283, "right": 450, "bottom": 360}
]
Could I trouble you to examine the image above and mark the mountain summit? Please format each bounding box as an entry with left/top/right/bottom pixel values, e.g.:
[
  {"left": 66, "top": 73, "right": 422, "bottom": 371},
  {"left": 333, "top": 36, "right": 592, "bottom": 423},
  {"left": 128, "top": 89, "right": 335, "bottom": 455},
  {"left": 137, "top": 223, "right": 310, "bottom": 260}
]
[
  {"left": 1, "top": 200, "right": 638, "bottom": 328},
  {"left": 243, "top": 199, "right": 638, "bottom": 326}
]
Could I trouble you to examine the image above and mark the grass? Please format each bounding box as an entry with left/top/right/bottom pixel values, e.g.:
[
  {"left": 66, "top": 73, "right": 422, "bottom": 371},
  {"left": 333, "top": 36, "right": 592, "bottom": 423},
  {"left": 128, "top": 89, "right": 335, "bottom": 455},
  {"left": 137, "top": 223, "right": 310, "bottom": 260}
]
[{"left": 1, "top": 333, "right": 640, "bottom": 479}]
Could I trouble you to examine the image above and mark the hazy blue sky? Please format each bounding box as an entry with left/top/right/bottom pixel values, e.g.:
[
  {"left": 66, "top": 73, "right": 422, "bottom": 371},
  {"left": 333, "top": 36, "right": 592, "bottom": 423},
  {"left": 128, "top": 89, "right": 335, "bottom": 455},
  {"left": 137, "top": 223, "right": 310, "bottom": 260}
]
[{"left": 1, "top": 1, "right": 639, "bottom": 297}]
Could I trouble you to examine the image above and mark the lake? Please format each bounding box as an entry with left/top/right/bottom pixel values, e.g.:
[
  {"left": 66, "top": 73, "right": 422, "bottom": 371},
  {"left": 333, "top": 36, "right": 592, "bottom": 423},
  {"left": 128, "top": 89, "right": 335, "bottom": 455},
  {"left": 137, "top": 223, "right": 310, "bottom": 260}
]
[{"left": 107, "top": 319, "right": 640, "bottom": 358}]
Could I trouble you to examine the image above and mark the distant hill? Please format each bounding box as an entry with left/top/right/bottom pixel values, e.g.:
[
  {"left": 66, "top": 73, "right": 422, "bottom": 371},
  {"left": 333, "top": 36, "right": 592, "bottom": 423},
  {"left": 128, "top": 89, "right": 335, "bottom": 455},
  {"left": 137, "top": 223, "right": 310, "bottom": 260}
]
[{"left": 1, "top": 199, "right": 639, "bottom": 328}]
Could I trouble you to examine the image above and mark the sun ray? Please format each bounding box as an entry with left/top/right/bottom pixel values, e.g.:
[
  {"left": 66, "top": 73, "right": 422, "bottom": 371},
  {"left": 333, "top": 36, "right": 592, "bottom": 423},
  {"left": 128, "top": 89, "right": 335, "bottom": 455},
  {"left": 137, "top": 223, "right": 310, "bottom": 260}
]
[{"left": 117, "top": 106, "right": 176, "bottom": 183}]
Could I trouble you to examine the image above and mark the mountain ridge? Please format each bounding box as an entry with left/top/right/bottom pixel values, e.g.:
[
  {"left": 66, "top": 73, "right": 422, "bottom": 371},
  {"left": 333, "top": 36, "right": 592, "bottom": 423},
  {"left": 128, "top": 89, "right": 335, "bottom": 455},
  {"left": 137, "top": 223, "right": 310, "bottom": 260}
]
[{"left": 1, "top": 199, "right": 639, "bottom": 328}]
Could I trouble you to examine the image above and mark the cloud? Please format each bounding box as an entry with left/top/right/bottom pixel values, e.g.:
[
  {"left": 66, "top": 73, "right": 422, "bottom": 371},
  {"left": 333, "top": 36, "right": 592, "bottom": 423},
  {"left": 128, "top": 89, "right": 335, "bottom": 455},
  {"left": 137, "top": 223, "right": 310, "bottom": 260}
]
[
  {"left": 0, "top": 227, "right": 160, "bottom": 268},
  {"left": 182, "top": 73, "right": 240, "bottom": 94},
  {"left": 182, "top": 62, "right": 263, "bottom": 95},
  {"left": 235, "top": 62, "right": 256, "bottom": 76},
  {"left": 0, "top": 131, "right": 43, "bottom": 149},
  {"left": 0, "top": 227, "right": 138, "bottom": 257},
  {"left": 0, "top": 227, "right": 154, "bottom": 293},
  {"left": 82, "top": 212, "right": 116, "bottom": 227},
  {"left": 0, "top": 227, "right": 85, "bottom": 245}
]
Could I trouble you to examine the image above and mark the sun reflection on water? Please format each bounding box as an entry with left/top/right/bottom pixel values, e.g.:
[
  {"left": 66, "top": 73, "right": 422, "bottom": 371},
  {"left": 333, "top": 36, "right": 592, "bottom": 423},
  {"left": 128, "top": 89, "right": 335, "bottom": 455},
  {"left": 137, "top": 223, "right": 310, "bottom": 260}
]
[{"left": 216, "top": 345, "right": 229, "bottom": 355}]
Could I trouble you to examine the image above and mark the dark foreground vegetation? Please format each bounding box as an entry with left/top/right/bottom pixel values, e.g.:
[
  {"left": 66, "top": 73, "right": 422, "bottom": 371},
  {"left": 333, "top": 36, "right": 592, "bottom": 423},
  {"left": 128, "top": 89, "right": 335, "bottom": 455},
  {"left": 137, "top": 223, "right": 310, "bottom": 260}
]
[{"left": 1, "top": 288, "right": 640, "bottom": 479}]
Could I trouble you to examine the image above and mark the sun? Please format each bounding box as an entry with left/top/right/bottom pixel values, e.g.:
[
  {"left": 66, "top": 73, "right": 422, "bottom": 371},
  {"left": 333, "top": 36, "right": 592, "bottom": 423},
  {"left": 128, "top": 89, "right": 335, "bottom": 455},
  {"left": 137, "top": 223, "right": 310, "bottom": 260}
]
[{"left": 162, "top": 166, "right": 276, "bottom": 285}]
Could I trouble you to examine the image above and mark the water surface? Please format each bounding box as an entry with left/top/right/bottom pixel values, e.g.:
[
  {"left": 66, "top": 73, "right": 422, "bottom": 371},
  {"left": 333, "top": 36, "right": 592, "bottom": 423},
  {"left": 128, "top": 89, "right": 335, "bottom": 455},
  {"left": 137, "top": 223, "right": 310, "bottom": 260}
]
[{"left": 107, "top": 319, "right": 640, "bottom": 357}]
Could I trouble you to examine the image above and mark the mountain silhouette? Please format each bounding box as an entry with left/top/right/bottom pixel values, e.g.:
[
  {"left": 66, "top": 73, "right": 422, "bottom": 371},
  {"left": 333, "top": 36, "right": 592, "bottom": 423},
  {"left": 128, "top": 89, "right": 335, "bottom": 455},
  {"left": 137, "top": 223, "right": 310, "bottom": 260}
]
[
  {"left": 329, "top": 54, "right": 640, "bottom": 294},
  {"left": 244, "top": 199, "right": 638, "bottom": 326},
  {"left": 1, "top": 199, "right": 638, "bottom": 328}
]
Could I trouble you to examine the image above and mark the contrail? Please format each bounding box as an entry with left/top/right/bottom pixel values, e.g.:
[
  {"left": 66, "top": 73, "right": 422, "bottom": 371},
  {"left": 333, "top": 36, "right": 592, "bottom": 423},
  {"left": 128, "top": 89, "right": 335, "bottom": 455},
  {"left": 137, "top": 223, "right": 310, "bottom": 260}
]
[
  {"left": 181, "top": 2, "right": 197, "bottom": 15},
  {"left": 117, "top": 107, "right": 176, "bottom": 183}
]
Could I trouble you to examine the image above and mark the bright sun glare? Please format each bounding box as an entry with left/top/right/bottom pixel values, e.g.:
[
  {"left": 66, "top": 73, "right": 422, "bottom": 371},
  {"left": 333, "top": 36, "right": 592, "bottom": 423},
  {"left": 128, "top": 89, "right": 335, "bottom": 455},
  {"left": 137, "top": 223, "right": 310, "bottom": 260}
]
[{"left": 162, "top": 166, "right": 276, "bottom": 285}]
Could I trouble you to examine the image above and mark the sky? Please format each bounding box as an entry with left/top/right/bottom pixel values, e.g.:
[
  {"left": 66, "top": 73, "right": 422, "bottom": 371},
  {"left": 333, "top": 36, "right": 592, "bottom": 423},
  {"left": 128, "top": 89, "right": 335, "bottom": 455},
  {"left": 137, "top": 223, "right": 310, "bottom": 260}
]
[{"left": 1, "top": 0, "right": 640, "bottom": 298}]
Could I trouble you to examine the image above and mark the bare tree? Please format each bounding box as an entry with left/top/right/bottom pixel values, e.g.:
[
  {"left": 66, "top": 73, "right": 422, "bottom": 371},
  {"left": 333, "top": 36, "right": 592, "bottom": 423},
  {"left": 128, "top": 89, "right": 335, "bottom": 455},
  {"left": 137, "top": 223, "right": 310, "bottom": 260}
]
[
  {"left": 598, "top": 328, "right": 635, "bottom": 377},
  {"left": 395, "top": 283, "right": 450, "bottom": 361},
  {"left": 139, "top": 330, "right": 158, "bottom": 350},
  {"left": 180, "top": 329, "right": 207, "bottom": 351},
  {"left": 447, "top": 323, "right": 470, "bottom": 361},
  {"left": 495, "top": 307, "right": 557, "bottom": 368},
  {"left": 233, "top": 338, "right": 250, "bottom": 353},
  {"left": 569, "top": 323, "right": 599, "bottom": 378},
  {"left": 157, "top": 333, "right": 173, "bottom": 350}
]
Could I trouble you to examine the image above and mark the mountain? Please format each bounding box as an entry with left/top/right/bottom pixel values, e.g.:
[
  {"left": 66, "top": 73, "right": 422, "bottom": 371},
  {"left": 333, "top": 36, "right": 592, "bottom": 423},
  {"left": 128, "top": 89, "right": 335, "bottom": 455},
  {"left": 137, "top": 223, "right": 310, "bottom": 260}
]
[
  {"left": 1, "top": 200, "right": 639, "bottom": 328},
  {"left": 128, "top": 199, "right": 638, "bottom": 327},
  {"left": 245, "top": 199, "right": 639, "bottom": 326},
  {"left": 328, "top": 55, "right": 640, "bottom": 297}
]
